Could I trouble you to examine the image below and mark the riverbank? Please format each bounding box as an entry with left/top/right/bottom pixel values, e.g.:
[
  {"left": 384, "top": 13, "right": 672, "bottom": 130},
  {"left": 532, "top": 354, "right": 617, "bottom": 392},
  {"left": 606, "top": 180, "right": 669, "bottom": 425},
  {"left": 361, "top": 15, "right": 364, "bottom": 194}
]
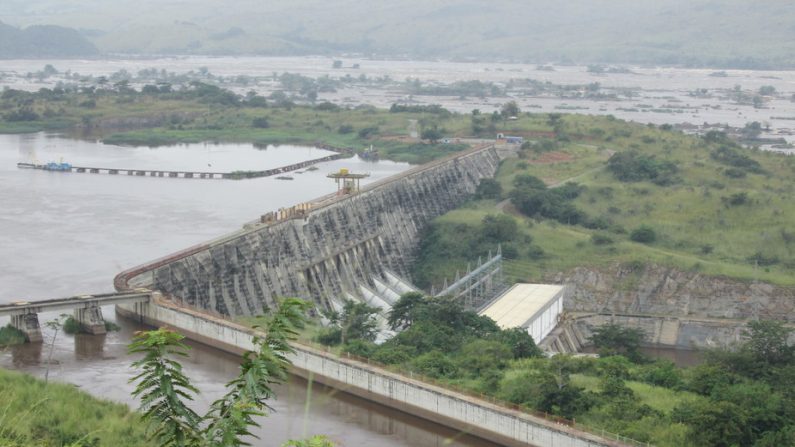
[{"left": 0, "top": 367, "right": 152, "bottom": 447}]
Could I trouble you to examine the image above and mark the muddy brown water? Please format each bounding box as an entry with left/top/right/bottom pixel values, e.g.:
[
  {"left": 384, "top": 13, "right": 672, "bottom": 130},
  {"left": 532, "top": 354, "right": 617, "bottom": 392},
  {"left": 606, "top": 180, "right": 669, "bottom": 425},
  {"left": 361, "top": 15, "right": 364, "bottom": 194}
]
[{"left": 0, "top": 132, "right": 498, "bottom": 446}]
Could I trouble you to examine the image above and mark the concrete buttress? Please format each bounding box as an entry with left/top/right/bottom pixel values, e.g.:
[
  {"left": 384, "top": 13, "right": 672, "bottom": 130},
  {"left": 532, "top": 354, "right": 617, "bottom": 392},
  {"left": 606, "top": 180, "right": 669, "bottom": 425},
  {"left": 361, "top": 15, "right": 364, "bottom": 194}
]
[{"left": 125, "top": 145, "right": 506, "bottom": 316}]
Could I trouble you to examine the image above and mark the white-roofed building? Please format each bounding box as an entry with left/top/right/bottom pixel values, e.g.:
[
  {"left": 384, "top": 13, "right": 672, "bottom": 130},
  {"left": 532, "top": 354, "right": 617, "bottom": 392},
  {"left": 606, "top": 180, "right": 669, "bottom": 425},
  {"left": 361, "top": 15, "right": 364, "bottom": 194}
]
[{"left": 478, "top": 283, "right": 566, "bottom": 343}]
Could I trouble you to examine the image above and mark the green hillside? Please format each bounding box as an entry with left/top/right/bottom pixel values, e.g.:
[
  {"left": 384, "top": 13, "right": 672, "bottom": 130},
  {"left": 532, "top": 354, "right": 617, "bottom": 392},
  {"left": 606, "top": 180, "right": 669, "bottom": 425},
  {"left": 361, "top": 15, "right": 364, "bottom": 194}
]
[
  {"left": 2, "top": 0, "right": 795, "bottom": 67},
  {"left": 0, "top": 21, "right": 97, "bottom": 58},
  {"left": 412, "top": 114, "right": 795, "bottom": 288}
]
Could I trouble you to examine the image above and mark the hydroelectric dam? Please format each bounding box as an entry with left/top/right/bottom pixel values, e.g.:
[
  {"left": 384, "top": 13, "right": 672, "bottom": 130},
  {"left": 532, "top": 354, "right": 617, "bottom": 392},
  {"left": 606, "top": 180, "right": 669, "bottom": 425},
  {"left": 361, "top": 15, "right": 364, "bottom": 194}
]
[
  {"left": 27, "top": 142, "right": 622, "bottom": 447},
  {"left": 115, "top": 143, "right": 506, "bottom": 315}
]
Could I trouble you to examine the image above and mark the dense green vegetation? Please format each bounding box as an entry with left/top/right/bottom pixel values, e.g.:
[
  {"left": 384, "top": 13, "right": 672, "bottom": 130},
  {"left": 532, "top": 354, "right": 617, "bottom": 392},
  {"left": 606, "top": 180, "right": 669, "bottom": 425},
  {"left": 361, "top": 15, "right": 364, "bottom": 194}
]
[
  {"left": 0, "top": 85, "right": 484, "bottom": 164},
  {"left": 412, "top": 113, "right": 795, "bottom": 287},
  {"left": 0, "top": 324, "right": 26, "bottom": 347},
  {"left": 4, "top": 0, "right": 795, "bottom": 68},
  {"left": 0, "top": 368, "right": 153, "bottom": 447},
  {"left": 315, "top": 296, "right": 795, "bottom": 446}
]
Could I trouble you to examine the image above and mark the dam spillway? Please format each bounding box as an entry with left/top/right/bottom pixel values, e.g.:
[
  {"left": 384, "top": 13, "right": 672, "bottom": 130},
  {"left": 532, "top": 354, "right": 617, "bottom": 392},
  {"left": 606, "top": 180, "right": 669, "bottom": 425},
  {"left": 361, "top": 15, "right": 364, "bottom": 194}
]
[{"left": 116, "top": 144, "right": 505, "bottom": 315}]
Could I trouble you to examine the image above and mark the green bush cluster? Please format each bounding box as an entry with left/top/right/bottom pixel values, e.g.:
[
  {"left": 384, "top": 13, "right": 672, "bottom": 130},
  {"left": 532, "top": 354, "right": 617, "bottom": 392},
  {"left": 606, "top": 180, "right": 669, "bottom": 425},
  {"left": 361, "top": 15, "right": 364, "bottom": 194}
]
[
  {"left": 320, "top": 293, "right": 543, "bottom": 393},
  {"left": 606, "top": 151, "right": 679, "bottom": 185},
  {"left": 509, "top": 174, "right": 588, "bottom": 225}
]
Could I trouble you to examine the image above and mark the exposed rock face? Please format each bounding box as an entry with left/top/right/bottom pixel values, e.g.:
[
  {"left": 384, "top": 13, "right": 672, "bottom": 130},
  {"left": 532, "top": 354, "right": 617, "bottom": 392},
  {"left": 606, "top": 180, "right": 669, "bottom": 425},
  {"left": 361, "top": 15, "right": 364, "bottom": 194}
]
[
  {"left": 131, "top": 145, "right": 503, "bottom": 316},
  {"left": 557, "top": 263, "right": 795, "bottom": 322}
]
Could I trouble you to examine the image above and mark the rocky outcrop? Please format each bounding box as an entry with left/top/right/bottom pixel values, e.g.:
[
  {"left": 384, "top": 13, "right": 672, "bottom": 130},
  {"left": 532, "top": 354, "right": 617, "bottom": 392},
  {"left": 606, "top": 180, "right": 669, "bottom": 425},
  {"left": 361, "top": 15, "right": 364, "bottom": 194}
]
[{"left": 554, "top": 264, "right": 795, "bottom": 322}]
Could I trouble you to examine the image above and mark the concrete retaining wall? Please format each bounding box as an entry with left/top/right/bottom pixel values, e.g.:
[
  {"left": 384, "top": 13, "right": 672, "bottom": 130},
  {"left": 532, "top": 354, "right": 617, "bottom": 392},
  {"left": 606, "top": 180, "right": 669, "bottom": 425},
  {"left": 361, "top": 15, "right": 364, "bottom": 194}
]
[{"left": 117, "top": 298, "right": 631, "bottom": 447}]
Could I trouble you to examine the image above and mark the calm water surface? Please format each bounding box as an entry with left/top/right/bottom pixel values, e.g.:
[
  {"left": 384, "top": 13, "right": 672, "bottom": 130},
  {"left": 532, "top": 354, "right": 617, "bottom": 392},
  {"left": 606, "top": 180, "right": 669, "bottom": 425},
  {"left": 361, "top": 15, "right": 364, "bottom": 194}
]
[{"left": 0, "top": 132, "right": 497, "bottom": 447}]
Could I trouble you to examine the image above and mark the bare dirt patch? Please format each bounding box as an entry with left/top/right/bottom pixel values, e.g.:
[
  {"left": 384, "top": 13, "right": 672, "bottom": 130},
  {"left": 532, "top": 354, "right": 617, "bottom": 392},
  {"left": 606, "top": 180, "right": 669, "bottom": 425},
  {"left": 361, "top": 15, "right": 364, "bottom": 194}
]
[{"left": 528, "top": 151, "right": 574, "bottom": 164}]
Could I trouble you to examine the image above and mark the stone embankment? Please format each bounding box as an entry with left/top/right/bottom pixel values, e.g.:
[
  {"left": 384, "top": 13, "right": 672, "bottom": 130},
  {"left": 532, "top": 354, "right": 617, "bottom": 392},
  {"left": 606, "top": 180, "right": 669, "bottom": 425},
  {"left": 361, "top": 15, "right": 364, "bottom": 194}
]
[{"left": 541, "top": 263, "right": 795, "bottom": 352}]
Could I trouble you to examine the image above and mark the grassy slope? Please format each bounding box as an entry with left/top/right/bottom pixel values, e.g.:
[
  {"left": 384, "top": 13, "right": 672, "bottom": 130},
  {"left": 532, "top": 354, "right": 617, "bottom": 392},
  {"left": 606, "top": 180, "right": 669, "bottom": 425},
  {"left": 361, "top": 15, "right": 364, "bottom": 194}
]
[
  {"left": 0, "top": 368, "right": 152, "bottom": 447},
  {"left": 418, "top": 114, "right": 795, "bottom": 287}
]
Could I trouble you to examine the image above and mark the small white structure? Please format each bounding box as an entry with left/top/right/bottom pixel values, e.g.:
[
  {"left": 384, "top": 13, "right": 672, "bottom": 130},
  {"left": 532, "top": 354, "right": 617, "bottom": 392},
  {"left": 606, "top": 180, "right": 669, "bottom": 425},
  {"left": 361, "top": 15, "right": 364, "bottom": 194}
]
[{"left": 479, "top": 283, "right": 565, "bottom": 343}]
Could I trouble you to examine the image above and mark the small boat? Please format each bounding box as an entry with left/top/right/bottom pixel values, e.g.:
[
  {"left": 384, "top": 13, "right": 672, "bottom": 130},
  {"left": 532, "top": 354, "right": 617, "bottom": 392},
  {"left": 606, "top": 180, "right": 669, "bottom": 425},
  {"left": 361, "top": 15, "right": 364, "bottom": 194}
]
[
  {"left": 275, "top": 176, "right": 294, "bottom": 181},
  {"left": 45, "top": 161, "right": 73, "bottom": 171},
  {"left": 17, "top": 161, "right": 73, "bottom": 172}
]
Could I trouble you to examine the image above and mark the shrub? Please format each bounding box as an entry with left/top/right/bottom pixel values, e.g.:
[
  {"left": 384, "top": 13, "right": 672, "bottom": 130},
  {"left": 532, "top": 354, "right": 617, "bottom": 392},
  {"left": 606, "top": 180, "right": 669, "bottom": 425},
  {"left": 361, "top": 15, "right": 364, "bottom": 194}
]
[
  {"left": 481, "top": 214, "right": 518, "bottom": 242},
  {"left": 337, "top": 124, "right": 354, "bottom": 134},
  {"left": 475, "top": 178, "right": 502, "bottom": 199},
  {"left": 251, "top": 117, "right": 269, "bottom": 128},
  {"left": 411, "top": 350, "right": 459, "bottom": 378},
  {"left": 342, "top": 339, "right": 377, "bottom": 358},
  {"left": 591, "top": 233, "right": 614, "bottom": 245},
  {"left": 630, "top": 225, "right": 657, "bottom": 244},
  {"left": 637, "top": 360, "right": 684, "bottom": 389},
  {"left": 710, "top": 145, "right": 765, "bottom": 174},
  {"left": 0, "top": 324, "right": 26, "bottom": 346},
  {"left": 371, "top": 344, "right": 415, "bottom": 365},
  {"left": 63, "top": 316, "right": 81, "bottom": 334},
  {"left": 315, "top": 101, "right": 340, "bottom": 111},
  {"left": 357, "top": 126, "right": 379, "bottom": 138},
  {"left": 722, "top": 192, "right": 749, "bottom": 206},
  {"left": 607, "top": 151, "right": 678, "bottom": 185},
  {"left": 747, "top": 251, "right": 779, "bottom": 266}
]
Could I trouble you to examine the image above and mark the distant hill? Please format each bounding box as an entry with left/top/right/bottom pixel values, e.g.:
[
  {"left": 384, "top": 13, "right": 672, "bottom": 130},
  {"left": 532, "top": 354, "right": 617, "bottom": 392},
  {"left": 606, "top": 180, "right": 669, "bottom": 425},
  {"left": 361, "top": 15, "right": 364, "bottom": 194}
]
[
  {"left": 2, "top": 0, "right": 795, "bottom": 68},
  {"left": 0, "top": 21, "right": 97, "bottom": 58}
]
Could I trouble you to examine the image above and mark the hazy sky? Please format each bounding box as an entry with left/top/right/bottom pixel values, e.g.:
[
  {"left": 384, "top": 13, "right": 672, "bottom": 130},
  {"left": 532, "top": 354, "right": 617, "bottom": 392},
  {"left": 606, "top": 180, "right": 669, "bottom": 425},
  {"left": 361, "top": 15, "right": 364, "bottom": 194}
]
[{"left": 2, "top": 0, "right": 795, "bottom": 67}]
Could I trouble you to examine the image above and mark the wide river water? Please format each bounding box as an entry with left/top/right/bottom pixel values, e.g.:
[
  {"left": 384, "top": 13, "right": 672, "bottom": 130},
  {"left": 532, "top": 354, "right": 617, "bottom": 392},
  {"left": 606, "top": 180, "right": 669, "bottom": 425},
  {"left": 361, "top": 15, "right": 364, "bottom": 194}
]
[
  {"left": 4, "top": 55, "right": 795, "bottom": 147},
  {"left": 0, "top": 132, "right": 498, "bottom": 446}
]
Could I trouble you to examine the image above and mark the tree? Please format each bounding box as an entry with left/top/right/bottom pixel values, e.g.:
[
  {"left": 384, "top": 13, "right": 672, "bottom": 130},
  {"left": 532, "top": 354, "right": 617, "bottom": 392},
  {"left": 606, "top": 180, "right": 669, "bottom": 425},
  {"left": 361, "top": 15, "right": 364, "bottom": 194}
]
[
  {"left": 743, "top": 320, "right": 794, "bottom": 367},
  {"left": 459, "top": 340, "right": 513, "bottom": 375},
  {"left": 44, "top": 314, "right": 70, "bottom": 384},
  {"left": 128, "top": 298, "right": 329, "bottom": 447},
  {"left": 500, "top": 356, "right": 594, "bottom": 419},
  {"left": 252, "top": 117, "right": 269, "bottom": 128},
  {"left": 629, "top": 225, "right": 657, "bottom": 244},
  {"left": 474, "top": 178, "right": 502, "bottom": 200},
  {"left": 588, "top": 323, "right": 646, "bottom": 361},
  {"left": 492, "top": 327, "right": 543, "bottom": 359},
  {"left": 388, "top": 292, "right": 425, "bottom": 330},
  {"left": 480, "top": 214, "right": 518, "bottom": 243},
  {"left": 322, "top": 299, "right": 381, "bottom": 345},
  {"left": 673, "top": 400, "right": 748, "bottom": 447},
  {"left": 500, "top": 100, "right": 520, "bottom": 118},
  {"left": 420, "top": 127, "right": 443, "bottom": 143}
]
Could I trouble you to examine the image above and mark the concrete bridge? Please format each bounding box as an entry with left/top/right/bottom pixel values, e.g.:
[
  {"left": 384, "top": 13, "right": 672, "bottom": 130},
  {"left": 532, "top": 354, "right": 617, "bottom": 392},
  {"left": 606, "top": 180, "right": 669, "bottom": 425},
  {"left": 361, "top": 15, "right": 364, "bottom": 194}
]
[{"left": 1, "top": 291, "right": 151, "bottom": 342}]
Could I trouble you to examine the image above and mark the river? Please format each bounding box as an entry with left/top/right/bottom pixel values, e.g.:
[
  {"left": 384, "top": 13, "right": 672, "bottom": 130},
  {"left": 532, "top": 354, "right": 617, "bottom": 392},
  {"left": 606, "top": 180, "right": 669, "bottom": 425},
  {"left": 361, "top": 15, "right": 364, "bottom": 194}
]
[
  {"left": 0, "top": 132, "right": 497, "bottom": 447},
  {"left": 3, "top": 56, "right": 795, "bottom": 149}
]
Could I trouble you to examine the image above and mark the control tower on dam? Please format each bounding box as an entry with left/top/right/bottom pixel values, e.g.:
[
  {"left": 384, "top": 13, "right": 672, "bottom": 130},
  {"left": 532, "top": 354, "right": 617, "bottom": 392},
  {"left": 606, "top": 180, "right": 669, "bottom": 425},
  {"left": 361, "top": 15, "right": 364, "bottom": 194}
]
[{"left": 116, "top": 144, "right": 507, "bottom": 315}]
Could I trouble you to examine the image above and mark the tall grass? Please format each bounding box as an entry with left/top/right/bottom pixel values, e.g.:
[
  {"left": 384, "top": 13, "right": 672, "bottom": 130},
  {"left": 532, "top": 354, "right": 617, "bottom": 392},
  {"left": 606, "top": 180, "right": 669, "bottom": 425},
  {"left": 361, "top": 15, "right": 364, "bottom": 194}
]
[
  {"left": 0, "top": 368, "right": 153, "bottom": 447},
  {"left": 0, "top": 325, "right": 26, "bottom": 347}
]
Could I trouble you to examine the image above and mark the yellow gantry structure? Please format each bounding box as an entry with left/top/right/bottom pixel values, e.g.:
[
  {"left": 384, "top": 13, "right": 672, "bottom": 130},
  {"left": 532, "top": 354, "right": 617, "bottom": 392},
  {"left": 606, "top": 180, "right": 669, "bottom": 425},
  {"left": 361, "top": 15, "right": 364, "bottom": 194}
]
[{"left": 327, "top": 168, "right": 369, "bottom": 195}]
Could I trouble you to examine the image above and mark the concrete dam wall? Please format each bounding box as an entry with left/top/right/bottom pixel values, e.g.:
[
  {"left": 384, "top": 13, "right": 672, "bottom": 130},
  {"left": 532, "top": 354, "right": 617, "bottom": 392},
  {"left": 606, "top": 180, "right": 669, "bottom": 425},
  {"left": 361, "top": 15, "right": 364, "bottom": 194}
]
[{"left": 117, "top": 145, "right": 504, "bottom": 315}]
